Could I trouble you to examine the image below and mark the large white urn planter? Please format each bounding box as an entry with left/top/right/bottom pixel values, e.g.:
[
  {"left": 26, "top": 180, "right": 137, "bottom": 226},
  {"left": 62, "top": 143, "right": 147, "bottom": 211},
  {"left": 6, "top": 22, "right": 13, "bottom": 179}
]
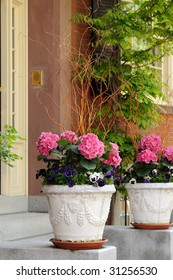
[
  {"left": 42, "top": 184, "right": 115, "bottom": 249},
  {"left": 126, "top": 183, "right": 173, "bottom": 229}
]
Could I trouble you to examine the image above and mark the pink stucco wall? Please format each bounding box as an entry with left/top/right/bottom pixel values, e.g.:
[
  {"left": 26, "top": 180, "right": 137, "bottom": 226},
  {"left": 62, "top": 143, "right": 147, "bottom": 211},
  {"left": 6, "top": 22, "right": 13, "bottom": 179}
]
[{"left": 28, "top": 0, "right": 61, "bottom": 195}]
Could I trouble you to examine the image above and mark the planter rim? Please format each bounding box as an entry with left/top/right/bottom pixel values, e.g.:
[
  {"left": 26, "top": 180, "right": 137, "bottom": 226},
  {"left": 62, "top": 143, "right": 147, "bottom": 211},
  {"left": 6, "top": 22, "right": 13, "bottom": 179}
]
[
  {"left": 41, "top": 184, "right": 116, "bottom": 194},
  {"left": 126, "top": 182, "right": 173, "bottom": 190}
]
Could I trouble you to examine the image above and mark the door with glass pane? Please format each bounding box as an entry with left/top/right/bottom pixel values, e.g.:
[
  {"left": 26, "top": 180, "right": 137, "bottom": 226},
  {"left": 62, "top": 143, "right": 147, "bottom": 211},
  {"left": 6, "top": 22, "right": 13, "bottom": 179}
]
[{"left": 0, "top": 0, "right": 28, "bottom": 198}]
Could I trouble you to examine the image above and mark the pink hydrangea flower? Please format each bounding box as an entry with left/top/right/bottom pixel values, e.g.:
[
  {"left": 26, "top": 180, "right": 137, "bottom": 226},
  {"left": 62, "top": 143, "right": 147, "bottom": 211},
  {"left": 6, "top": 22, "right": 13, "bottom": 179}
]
[
  {"left": 78, "top": 133, "right": 104, "bottom": 160},
  {"left": 36, "top": 132, "right": 59, "bottom": 156},
  {"left": 60, "top": 130, "right": 78, "bottom": 144},
  {"left": 136, "top": 149, "right": 158, "bottom": 164},
  {"left": 138, "top": 134, "right": 162, "bottom": 154},
  {"left": 110, "top": 142, "right": 119, "bottom": 151},
  {"left": 164, "top": 147, "right": 173, "bottom": 162},
  {"left": 102, "top": 151, "right": 122, "bottom": 167}
]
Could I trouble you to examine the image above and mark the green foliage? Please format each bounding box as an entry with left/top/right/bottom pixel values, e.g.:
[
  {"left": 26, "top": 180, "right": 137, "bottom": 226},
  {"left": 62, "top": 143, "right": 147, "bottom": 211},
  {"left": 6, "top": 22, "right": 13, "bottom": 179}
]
[
  {"left": 0, "top": 125, "right": 23, "bottom": 167},
  {"left": 73, "top": 0, "right": 173, "bottom": 131},
  {"left": 80, "top": 158, "right": 97, "bottom": 170}
]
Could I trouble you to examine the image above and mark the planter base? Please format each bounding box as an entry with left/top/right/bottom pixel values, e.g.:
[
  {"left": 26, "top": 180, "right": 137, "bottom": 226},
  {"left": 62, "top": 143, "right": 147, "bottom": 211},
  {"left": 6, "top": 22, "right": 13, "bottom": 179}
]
[
  {"left": 50, "top": 238, "right": 108, "bottom": 250},
  {"left": 131, "top": 222, "right": 173, "bottom": 230}
]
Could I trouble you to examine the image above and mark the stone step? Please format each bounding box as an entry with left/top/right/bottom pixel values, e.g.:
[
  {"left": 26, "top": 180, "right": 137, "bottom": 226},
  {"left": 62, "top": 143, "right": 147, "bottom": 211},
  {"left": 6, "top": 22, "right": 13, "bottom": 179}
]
[
  {"left": 104, "top": 225, "right": 173, "bottom": 260},
  {"left": 0, "top": 212, "right": 53, "bottom": 241},
  {"left": 0, "top": 234, "right": 117, "bottom": 260}
]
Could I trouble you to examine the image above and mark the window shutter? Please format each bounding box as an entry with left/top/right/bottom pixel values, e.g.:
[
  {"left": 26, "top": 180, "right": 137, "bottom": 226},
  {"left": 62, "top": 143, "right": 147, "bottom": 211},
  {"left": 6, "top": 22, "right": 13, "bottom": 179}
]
[
  {"left": 91, "top": 0, "right": 120, "bottom": 95},
  {"left": 92, "top": 0, "right": 117, "bottom": 17}
]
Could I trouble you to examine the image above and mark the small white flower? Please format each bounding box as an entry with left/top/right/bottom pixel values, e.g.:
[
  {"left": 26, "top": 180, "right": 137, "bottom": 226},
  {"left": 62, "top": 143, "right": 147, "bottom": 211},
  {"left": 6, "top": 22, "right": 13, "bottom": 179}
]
[
  {"left": 168, "top": 167, "right": 173, "bottom": 176},
  {"left": 129, "top": 178, "right": 136, "bottom": 184},
  {"left": 89, "top": 172, "right": 103, "bottom": 183},
  {"left": 152, "top": 169, "right": 157, "bottom": 175},
  {"left": 85, "top": 171, "right": 92, "bottom": 177},
  {"left": 144, "top": 176, "right": 151, "bottom": 180}
]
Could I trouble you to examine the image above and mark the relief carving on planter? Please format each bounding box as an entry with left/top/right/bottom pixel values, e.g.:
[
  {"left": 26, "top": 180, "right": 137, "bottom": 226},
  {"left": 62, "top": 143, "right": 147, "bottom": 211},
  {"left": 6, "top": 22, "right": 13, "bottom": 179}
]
[
  {"left": 129, "top": 189, "right": 173, "bottom": 214},
  {"left": 47, "top": 193, "right": 110, "bottom": 227}
]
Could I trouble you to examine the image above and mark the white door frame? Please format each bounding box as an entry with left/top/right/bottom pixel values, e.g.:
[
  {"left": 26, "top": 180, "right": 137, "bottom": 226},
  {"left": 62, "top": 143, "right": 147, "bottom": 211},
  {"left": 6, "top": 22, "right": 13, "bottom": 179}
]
[{"left": 0, "top": 0, "right": 28, "bottom": 211}]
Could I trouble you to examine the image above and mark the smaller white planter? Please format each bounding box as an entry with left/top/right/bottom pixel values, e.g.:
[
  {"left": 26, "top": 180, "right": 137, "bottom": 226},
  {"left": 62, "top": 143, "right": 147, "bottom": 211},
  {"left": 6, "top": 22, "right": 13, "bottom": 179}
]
[
  {"left": 42, "top": 184, "right": 115, "bottom": 242},
  {"left": 126, "top": 183, "right": 173, "bottom": 229}
]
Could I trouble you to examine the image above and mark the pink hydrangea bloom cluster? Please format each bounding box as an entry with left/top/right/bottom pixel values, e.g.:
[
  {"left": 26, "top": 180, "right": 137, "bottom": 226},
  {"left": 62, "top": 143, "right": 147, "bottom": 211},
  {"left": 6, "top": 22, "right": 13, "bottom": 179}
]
[
  {"left": 136, "top": 149, "right": 157, "bottom": 164},
  {"left": 164, "top": 147, "right": 173, "bottom": 163},
  {"left": 110, "top": 142, "right": 119, "bottom": 151},
  {"left": 136, "top": 134, "right": 173, "bottom": 165},
  {"left": 60, "top": 130, "right": 78, "bottom": 144},
  {"left": 102, "top": 151, "right": 122, "bottom": 167},
  {"left": 101, "top": 142, "right": 121, "bottom": 167},
  {"left": 136, "top": 134, "right": 162, "bottom": 164},
  {"left": 78, "top": 133, "right": 104, "bottom": 160},
  {"left": 36, "top": 132, "right": 59, "bottom": 156},
  {"left": 138, "top": 134, "right": 162, "bottom": 154}
]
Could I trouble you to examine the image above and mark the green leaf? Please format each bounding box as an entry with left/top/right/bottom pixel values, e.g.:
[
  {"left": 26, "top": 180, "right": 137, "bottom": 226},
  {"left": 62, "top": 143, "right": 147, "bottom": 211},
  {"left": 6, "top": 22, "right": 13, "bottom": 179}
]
[
  {"left": 136, "top": 166, "right": 151, "bottom": 177},
  {"left": 37, "top": 154, "right": 45, "bottom": 161},
  {"left": 80, "top": 158, "right": 96, "bottom": 170},
  {"left": 161, "top": 158, "right": 173, "bottom": 168},
  {"left": 51, "top": 149, "right": 66, "bottom": 158},
  {"left": 57, "top": 139, "right": 70, "bottom": 146},
  {"left": 70, "top": 145, "right": 80, "bottom": 154}
]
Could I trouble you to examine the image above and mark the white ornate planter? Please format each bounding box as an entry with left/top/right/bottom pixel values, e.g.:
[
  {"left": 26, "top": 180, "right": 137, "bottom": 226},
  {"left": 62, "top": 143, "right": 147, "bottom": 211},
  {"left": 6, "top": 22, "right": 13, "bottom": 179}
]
[
  {"left": 126, "top": 183, "right": 173, "bottom": 229},
  {"left": 42, "top": 184, "right": 115, "bottom": 242}
]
